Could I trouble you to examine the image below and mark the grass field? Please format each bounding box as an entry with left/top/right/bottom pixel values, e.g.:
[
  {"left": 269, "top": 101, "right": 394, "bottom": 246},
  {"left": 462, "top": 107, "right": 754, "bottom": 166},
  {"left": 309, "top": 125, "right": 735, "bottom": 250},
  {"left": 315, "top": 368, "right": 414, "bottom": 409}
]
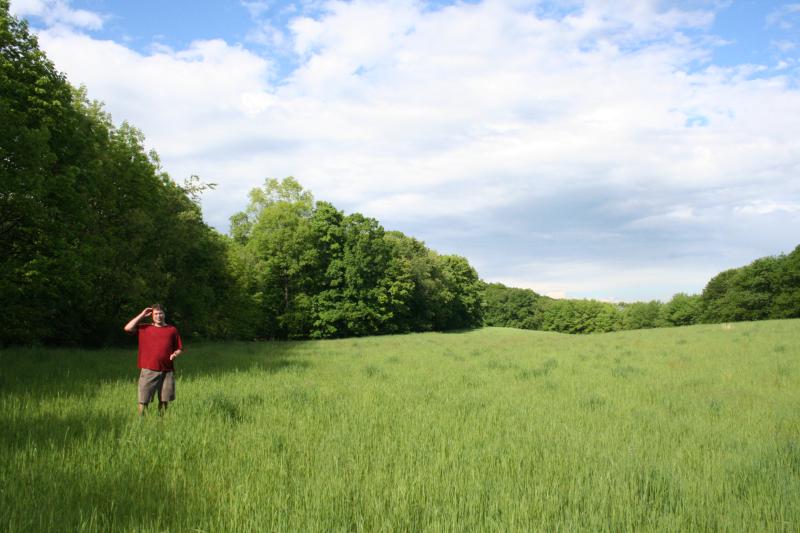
[{"left": 2, "top": 320, "right": 799, "bottom": 531}]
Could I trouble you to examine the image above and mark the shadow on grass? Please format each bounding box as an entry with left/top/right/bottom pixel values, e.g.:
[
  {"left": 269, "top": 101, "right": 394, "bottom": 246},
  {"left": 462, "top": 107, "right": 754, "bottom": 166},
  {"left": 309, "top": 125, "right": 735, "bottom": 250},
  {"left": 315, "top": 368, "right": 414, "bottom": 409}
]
[
  {"left": 1, "top": 423, "right": 219, "bottom": 531},
  {"left": 0, "top": 340, "right": 313, "bottom": 401},
  {"left": 0, "top": 411, "right": 126, "bottom": 452},
  {"left": 440, "top": 327, "right": 482, "bottom": 335}
]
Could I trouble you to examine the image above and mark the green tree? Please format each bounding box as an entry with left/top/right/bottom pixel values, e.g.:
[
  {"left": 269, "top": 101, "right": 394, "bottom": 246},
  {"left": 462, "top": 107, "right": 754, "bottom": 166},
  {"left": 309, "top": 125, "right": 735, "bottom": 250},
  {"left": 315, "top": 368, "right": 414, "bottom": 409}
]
[
  {"left": 659, "top": 293, "right": 700, "bottom": 327},
  {"left": 311, "top": 213, "right": 414, "bottom": 337},
  {"left": 384, "top": 231, "right": 435, "bottom": 332},
  {"left": 771, "top": 245, "right": 800, "bottom": 318},
  {"left": 620, "top": 301, "right": 662, "bottom": 330},
  {"left": 699, "top": 268, "right": 737, "bottom": 323},
  {"left": 229, "top": 177, "right": 317, "bottom": 338},
  {"left": 1, "top": 3, "right": 82, "bottom": 343},
  {"left": 430, "top": 255, "right": 484, "bottom": 330},
  {"left": 539, "top": 299, "right": 621, "bottom": 334},
  {"left": 700, "top": 256, "right": 781, "bottom": 323},
  {"left": 482, "top": 283, "right": 545, "bottom": 330}
]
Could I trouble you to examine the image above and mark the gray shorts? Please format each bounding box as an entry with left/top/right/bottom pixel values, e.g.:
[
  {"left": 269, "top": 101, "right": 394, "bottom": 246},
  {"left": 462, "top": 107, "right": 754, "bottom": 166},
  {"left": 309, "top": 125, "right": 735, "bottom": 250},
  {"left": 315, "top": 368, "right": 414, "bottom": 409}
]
[{"left": 138, "top": 369, "right": 176, "bottom": 404}]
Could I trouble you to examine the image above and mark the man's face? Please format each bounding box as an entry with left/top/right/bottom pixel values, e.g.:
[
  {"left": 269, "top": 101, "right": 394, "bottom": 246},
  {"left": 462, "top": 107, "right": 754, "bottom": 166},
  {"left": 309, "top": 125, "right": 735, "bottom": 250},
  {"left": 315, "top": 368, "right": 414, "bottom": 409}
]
[{"left": 152, "top": 309, "right": 166, "bottom": 326}]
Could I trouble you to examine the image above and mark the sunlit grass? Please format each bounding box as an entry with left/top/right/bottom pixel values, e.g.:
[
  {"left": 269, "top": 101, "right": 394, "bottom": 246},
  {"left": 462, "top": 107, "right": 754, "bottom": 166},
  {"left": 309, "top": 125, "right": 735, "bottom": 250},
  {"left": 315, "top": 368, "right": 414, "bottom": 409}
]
[{"left": 2, "top": 320, "right": 799, "bottom": 531}]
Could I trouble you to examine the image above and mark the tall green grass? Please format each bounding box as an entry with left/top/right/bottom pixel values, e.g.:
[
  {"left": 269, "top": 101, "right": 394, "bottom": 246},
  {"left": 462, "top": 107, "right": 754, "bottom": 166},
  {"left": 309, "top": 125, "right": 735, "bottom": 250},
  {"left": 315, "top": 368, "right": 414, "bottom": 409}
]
[{"left": 2, "top": 320, "right": 799, "bottom": 531}]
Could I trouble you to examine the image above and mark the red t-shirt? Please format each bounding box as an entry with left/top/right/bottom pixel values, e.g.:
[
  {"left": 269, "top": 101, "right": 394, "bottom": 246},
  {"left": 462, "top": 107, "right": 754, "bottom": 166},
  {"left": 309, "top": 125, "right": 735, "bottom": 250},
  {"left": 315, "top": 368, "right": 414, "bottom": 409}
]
[{"left": 137, "top": 324, "right": 182, "bottom": 371}]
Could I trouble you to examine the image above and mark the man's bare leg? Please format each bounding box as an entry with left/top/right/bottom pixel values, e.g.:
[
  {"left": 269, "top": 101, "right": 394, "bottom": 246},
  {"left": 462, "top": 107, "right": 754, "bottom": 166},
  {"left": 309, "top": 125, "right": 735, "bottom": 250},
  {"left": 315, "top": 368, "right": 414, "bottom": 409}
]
[
  {"left": 158, "top": 401, "right": 168, "bottom": 415},
  {"left": 138, "top": 402, "right": 147, "bottom": 416}
]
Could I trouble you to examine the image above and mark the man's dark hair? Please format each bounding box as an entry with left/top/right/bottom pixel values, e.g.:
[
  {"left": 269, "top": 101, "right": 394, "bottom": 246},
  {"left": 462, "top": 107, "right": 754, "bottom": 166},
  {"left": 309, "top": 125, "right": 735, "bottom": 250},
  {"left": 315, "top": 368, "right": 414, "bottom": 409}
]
[{"left": 151, "top": 303, "right": 165, "bottom": 312}]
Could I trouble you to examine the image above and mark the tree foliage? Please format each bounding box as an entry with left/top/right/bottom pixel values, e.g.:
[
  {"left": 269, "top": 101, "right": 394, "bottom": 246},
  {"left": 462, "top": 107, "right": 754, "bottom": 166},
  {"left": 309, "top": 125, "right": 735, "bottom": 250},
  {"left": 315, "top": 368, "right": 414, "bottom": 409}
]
[
  {"left": 482, "top": 283, "right": 544, "bottom": 330},
  {"left": 659, "top": 293, "right": 701, "bottom": 327},
  {"left": 482, "top": 246, "right": 798, "bottom": 335},
  {"left": 229, "top": 178, "right": 483, "bottom": 339},
  {"left": 700, "top": 246, "right": 800, "bottom": 323}
]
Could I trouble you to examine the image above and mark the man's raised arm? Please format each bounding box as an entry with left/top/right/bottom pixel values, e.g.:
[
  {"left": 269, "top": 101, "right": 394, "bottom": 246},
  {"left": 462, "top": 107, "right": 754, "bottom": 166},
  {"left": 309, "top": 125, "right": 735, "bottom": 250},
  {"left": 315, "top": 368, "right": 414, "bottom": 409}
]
[{"left": 124, "top": 307, "right": 152, "bottom": 334}]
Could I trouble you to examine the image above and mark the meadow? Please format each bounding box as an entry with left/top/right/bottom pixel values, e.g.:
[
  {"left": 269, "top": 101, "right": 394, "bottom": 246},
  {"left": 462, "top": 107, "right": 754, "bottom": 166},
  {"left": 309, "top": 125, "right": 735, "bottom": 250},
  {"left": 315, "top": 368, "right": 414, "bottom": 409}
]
[{"left": 2, "top": 320, "right": 799, "bottom": 532}]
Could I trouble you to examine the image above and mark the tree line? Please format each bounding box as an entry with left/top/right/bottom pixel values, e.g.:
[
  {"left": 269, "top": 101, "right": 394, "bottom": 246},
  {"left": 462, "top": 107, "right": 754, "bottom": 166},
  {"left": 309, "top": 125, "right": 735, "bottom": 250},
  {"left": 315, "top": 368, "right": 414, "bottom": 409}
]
[
  {"left": 483, "top": 245, "right": 800, "bottom": 334},
  {"left": 227, "top": 177, "right": 483, "bottom": 339},
  {"left": 2, "top": 4, "right": 796, "bottom": 346}
]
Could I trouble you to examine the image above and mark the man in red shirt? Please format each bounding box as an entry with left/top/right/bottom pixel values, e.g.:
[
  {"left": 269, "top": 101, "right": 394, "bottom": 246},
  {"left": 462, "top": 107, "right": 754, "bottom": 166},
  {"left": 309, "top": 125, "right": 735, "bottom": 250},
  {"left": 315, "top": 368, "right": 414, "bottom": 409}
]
[{"left": 124, "top": 304, "right": 183, "bottom": 416}]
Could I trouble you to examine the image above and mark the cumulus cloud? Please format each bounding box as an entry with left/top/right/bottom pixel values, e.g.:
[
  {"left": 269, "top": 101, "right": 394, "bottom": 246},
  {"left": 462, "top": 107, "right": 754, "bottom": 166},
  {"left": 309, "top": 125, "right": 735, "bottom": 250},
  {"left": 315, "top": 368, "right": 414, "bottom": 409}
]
[
  {"left": 16, "top": 0, "right": 800, "bottom": 299},
  {"left": 34, "top": 26, "right": 276, "bottom": 160},
  {"left": 10, "top": 0, "right": 104, "bottom": 29}
]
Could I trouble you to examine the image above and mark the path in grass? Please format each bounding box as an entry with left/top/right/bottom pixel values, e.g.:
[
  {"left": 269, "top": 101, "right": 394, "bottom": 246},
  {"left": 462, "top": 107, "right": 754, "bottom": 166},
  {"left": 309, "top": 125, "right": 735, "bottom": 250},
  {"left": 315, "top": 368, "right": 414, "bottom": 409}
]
[{"left": 2, "top": 320, "right": 799, "bottom": 531}]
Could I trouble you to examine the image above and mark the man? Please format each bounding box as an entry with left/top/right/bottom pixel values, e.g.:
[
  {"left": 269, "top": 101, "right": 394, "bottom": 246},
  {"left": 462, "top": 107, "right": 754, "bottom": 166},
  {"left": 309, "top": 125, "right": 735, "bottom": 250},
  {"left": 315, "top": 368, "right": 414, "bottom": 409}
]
[{"left": 124, "top": 304, "right": 183, "bottom": 416}]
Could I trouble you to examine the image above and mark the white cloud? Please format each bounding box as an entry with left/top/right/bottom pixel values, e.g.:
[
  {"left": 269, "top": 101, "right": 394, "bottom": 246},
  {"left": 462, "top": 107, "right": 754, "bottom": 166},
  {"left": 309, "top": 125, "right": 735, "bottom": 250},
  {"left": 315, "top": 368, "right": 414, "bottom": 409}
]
[
  {"left": 19, "top": 0, "right": 800, "bottom": 299},
  {"left": 10, "top": 0, "right": 104, "bottom": 29},
  {"left": 36, "top": 27, "right": 275, "bottom": 157}
]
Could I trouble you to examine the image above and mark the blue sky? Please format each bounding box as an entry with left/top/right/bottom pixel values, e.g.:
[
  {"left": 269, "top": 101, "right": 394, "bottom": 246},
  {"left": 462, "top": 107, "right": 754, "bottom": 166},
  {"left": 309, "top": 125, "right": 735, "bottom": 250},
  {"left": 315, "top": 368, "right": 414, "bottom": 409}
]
[{"left": 11, "top": 0, "right": 800, "bottom": 301}]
